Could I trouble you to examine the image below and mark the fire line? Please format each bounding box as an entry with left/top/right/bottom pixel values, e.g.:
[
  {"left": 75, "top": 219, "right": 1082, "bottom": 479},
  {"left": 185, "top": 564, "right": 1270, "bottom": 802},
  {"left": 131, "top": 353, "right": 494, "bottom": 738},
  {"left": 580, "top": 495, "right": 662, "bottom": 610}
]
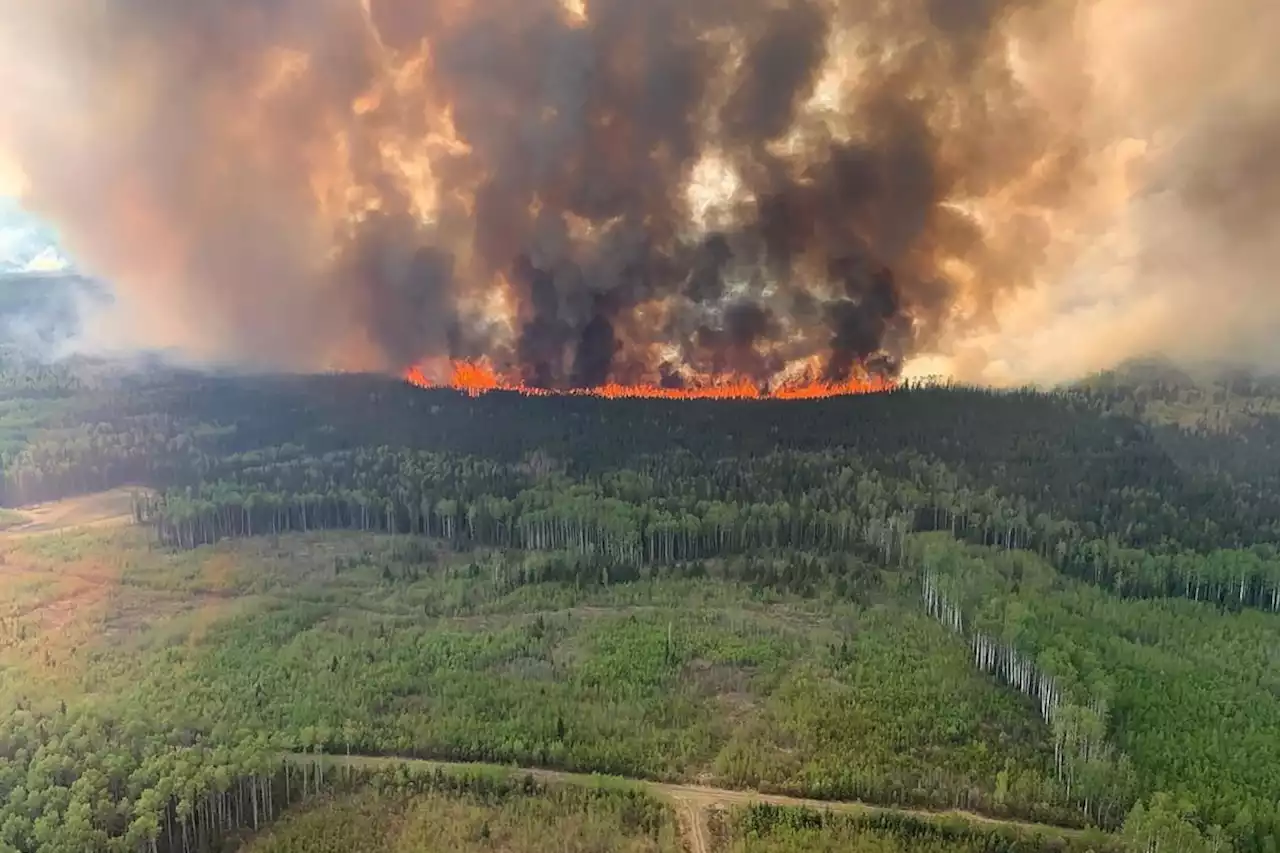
[{"left": 403, "top": 361, "right": 895, "bottom": 399}]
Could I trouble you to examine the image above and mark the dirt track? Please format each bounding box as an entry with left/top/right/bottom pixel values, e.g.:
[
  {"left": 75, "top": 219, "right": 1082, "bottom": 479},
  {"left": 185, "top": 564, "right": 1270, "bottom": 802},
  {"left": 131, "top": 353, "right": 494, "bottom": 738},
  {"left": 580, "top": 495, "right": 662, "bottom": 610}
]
[
  {"left": 1, "top": 488, "right": 145, "bottom": 538},
  {"left": 295, "top": 753, "right": 1095, "bottom": 853}
]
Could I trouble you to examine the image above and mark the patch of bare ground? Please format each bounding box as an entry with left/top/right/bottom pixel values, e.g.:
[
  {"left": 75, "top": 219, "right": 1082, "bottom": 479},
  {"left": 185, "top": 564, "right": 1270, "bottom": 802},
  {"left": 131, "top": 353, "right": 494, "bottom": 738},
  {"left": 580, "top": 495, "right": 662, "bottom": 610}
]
[
  {"left": 0, "top": 520, "right": 274, "bottom": 663},
  {"left": 496, "top": 655, "right": 558, "bottom": 681},
  {"left": 670, "top": 793, "right": 711, "bottom": 853},
  {"left": 2, "top": 487, "right": 151, "bottom": 538},
  {"left": 0, "top": 568, "right": 116, "bottom": 686},
  {"left": 684, "top": 659, "right": 756, "bottom": 695},
  {"left": 684, "top": 659, "right": 761, "bottom": 732},
  {"left": 100, "top": 588, "right": 249, "bottom": 648}
]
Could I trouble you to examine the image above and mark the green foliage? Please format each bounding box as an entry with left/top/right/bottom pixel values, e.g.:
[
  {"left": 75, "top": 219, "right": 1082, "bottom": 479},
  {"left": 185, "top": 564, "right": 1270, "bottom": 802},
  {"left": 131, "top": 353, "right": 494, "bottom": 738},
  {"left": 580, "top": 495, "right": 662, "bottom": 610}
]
[
  {"left": 241, "top": 784, "right": 680, "bottom": 853},
  {"left": 1121, "top": 793, "right": 1235, "bottom": 853},
  {"left": 121, "top": 558, "right": 1061, "bottom": 820},
  {"left": 3, "top": 362, "right": 1280, "bottom": 849},
  {"left": 915, "top": 534, "right": 1280, "bottom": 850},
  {"left": 722, "top": 804, "right": 1117, "bottom": 853},
  {"left": 0, "top": 700, "right": 294, "bottom": 853},
  {"left": 715, "top": 605, "right": 1053, "bottom": 811}
]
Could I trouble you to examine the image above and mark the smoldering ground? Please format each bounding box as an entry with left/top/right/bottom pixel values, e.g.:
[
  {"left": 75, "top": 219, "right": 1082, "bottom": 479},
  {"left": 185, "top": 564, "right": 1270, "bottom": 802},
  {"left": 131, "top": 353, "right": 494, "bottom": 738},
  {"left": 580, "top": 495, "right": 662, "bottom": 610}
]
[{"left": 0, "top": 0, "right": 1274, "bottom": 388}]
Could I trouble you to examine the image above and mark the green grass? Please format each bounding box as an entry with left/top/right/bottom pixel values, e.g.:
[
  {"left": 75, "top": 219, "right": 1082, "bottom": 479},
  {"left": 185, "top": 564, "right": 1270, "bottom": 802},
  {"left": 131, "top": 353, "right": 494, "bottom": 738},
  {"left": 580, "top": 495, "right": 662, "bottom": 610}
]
[{"left": 240, "top": 786, "right": 681, "bottom": 853}]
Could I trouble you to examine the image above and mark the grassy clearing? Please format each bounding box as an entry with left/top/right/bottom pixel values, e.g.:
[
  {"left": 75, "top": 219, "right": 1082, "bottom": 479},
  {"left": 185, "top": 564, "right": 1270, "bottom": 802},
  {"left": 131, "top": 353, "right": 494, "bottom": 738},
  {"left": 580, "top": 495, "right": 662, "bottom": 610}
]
[
  {"left": 117, "top": 535, "right": 1063, "bottom": 818},
  {"left": 1, "top": 487, "right": 141, "bottom": 536},
  {"left": 0, "top": 526, "right": 366, "bottom": 700},
  {"left": 0, "top": 507, "right": 28, "bottom": 530},
  {"left": 0, "top": 523, "right": 1069, "bottom": 824},
  {"left": 239, "top": 784, "right": 681, "bottom": 853}
]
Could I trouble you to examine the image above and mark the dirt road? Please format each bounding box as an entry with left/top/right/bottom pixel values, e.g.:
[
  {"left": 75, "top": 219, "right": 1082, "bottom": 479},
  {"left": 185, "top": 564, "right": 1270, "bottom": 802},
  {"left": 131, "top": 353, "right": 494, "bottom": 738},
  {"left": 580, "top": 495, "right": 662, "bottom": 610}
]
[
  {"left": 295, "top": 753, "right": 1095, "bottom": 853},
  {"left": 1, "top": 488, "right": 145, "bottom": 538}
]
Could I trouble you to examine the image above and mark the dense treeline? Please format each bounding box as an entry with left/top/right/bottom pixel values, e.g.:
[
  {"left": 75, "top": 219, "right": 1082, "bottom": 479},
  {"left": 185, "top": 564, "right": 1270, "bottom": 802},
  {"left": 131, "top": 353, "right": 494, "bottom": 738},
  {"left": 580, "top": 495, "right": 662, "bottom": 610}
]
[
  {"left": 127, "top": 442, "right": 1280, "bottom": 615},
  {"left": 0, "top": 701, "right": 302, "bottom": 853},
  {"left": 0, "top": 695, "right": 671, "bottom": 853},
  {"left": 8, "top": 362, "right": 1280, "bottom": 556},
  {"left": 921, "top": 565, "right": 1135, "bottom": 826}
]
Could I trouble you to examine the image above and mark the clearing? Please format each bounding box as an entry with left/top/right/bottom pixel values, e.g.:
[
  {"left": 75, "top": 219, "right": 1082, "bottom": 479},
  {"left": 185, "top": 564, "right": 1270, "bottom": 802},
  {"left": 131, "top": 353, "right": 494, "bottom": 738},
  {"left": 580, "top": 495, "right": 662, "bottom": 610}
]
[{"left": 2, "top": 487, "right": 146, "bottom": 538}]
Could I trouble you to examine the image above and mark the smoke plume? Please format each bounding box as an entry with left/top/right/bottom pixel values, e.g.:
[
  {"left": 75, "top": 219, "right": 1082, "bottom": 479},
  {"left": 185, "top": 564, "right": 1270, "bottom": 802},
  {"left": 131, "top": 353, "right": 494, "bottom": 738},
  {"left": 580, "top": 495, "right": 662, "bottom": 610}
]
[
  {"left": 0, "top": 0, "right": 1272, "bottom": 387},
  {"left": 907, "top": 0, "right": 1280, "bottom": 385}
]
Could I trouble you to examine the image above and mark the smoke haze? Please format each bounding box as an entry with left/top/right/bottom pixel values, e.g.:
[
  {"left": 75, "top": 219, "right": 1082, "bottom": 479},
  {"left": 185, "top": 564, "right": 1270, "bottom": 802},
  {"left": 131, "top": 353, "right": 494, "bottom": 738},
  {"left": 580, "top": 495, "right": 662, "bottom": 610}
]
[
  {"left": 0, "top": 0, "right": 1273, "bottom": 387},
  {"left": 910, "top": 0, "right": 1280, "bottom": 385}
]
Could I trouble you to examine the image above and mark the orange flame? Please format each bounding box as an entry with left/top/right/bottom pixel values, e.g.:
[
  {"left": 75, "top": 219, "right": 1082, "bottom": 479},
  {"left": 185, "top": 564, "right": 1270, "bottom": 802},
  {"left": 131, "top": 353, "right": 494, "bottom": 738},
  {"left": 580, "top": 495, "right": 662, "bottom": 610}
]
[{"left": 403, "top": 360, "right": 894, "bottom": 399}]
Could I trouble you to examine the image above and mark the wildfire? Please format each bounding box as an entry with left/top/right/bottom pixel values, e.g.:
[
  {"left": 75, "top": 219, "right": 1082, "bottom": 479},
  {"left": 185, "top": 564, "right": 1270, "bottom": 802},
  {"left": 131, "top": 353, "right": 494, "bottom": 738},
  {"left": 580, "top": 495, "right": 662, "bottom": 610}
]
[{"left": 403, "top": 360, "right": 895, "bottom": 400}]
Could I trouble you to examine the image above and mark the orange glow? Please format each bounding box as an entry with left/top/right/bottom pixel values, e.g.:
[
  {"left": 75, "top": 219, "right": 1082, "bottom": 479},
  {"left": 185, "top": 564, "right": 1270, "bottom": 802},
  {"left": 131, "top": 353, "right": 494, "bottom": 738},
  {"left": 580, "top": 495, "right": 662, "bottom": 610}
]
[{"left": 404, "top": 360, "right": 894, "bottom": 399}]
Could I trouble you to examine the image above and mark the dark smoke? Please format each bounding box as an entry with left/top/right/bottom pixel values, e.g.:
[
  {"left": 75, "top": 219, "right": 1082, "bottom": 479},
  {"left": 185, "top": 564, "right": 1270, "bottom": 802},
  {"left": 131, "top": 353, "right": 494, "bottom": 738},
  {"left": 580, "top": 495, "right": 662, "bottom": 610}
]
[{"left": 0, "top": 0, "right": 1090, "bottom": 387}]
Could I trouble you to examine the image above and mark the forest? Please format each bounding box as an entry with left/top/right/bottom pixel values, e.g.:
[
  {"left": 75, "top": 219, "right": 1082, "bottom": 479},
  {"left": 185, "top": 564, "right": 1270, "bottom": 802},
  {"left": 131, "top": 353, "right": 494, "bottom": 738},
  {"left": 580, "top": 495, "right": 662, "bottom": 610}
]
[{"left": 0, "top": 329, "right": 1277, "bottom": 851}]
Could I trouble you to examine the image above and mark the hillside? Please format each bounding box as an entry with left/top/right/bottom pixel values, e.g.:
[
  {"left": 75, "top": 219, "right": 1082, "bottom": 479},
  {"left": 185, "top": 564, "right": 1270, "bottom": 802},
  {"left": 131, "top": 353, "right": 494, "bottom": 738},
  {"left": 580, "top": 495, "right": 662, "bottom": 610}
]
[{"left": 0, "top": 355, "right": 1273, "bottom": 852}]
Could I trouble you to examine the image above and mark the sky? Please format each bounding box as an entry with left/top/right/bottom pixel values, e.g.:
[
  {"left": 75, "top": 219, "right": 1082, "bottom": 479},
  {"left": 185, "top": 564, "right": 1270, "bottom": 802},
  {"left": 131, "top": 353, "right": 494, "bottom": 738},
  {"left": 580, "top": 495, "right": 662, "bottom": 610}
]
[{"left": 0, "top": 198, "right": 72, "bottom": 273}]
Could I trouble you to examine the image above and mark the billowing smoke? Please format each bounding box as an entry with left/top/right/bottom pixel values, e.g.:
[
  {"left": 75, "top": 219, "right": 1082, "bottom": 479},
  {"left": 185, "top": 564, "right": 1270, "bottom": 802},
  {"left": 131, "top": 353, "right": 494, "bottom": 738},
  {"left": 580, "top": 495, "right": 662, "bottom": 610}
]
[
  {"left": 905, "top": 0, "right": 1280, "bottom": 385},
  {"left": 0, "top": 0, "right": 1270, "bottom": 388}
]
